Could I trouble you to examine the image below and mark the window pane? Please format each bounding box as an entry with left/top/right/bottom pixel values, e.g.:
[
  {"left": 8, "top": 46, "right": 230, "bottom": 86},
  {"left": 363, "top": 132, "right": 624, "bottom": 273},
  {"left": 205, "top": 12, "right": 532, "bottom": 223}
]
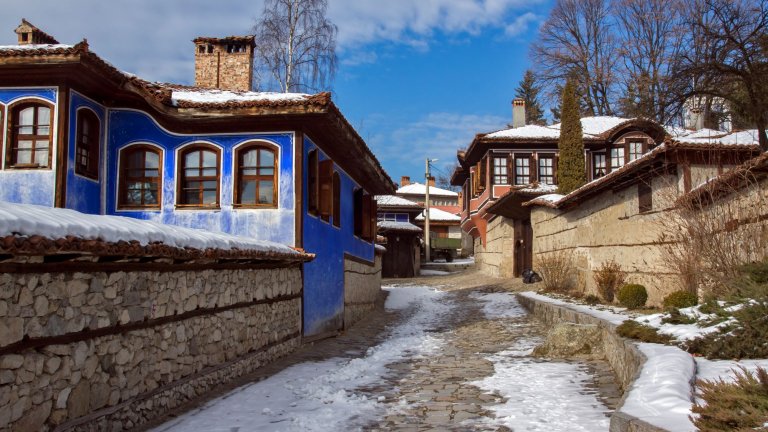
[
  {"left": 242, "top": 149, "right": 257, "bottom": 167},
  {"left": 259, "top": 167, "right": 274, "bottom": 176},
  {"left": 202, "top": 167, "right": 217, "bottom": 177},
  {"left": 259, "top": 149, "right": 274, "bottom": 167},
  {"left": 35, "top": 146, "right": 49, "bottom": 166},
  {"left": 240, "top": 180, "right": 256, "bottom": 204},
  {"left": 202, "top": 150, "right": 216, "bottom": 167},
  {"left": 144, "top": 169, "right": 159, "bottom": 178},
  {"left": 18, "top": 108, "right": 34, "bottom": 134},
  {"left": 146, "top": 186, "right": 159, "bottom": 205},
  {"left": 202, "top": 188, "right": 217, "bottom": 205},
  {"left": 242, "top": 168, "right": 258, "bottom": 176},
  {"left": 37, "top": 107, "right": 50, "bottom": 126},
  {"left": 258, "top": 180, "right": 273, "bottom": 204},
  {"left": 184, "top": 191, "right": 199, "bottom": 204},
  {"left": 145, "top": 152, "right": 159, "bottom": 169},
  {"left": 185, "top": 151, "right": 199, "bottom": 168}
]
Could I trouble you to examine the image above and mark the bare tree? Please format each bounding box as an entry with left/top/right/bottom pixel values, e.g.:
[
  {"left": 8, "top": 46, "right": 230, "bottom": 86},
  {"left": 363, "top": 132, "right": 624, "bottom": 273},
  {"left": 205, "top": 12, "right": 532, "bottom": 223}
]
[
  {"left": 614, "top": 0, "right": 682, "bottom": 123},
  {"left": 253, "top": 0, "right": 337, "bottom": 93},
  {"left": 670, "top": 0, "right": 768, "bottom": 150},
  {"left": 531, "top": 0, "right": 618, "bottom": 116}
]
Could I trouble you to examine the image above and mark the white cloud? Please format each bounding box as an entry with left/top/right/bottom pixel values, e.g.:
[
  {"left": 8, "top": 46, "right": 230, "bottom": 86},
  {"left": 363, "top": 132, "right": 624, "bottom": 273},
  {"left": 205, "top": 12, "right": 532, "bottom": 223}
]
[{"left": 504, "top": 12, "right": 540, "bottom": 37}]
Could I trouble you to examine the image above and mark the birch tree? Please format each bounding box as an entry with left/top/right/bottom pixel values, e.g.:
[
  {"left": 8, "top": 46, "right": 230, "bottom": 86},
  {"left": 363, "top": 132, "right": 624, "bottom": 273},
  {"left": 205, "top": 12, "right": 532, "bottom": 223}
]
[{"left": 253, "top": 0, "right": 338, "bottom": 93}]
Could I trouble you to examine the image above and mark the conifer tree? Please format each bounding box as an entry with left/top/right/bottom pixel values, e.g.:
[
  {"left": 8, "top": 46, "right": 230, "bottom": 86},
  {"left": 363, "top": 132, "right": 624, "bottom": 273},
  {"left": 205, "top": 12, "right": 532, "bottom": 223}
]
[
  {"left": 514, "top": 70, "right": 546, "bottom": 125},
  {"left": 557, "top": 79, "right": 586, "bottom": 194}
]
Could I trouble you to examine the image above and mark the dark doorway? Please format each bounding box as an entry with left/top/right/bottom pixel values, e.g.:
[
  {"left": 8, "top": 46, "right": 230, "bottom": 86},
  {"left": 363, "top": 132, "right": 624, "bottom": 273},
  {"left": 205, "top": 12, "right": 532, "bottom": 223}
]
[{"left": 513, "top": 219, "right": 534, "bottom": 277}]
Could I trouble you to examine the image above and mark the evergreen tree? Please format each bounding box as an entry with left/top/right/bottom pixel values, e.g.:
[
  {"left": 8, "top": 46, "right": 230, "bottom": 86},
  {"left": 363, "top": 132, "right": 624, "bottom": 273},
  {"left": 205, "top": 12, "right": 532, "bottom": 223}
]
[
  {"left": 514, "top": 70, "right": 546, "bottom": 125},
  {"left": 557, "top": 79, "right": 586, "bottom": 194}
]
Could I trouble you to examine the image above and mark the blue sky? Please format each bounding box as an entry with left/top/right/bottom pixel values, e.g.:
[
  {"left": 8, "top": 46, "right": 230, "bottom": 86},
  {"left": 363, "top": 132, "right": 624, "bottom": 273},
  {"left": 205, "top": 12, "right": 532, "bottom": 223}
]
[{"left": 1, "top": 0, "right": 553, "bottom": 186}]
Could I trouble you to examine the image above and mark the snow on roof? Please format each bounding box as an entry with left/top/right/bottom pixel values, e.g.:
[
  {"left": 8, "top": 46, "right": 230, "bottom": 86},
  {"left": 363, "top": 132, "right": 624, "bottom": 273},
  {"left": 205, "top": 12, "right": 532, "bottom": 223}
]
[
  {"left": 549, "top": 116, "right": 633, "bottom": 136},
  {"left": 375, "top": 195, "right": 422, "bottom": 207},
  {"left": 0, "top": 44, "right": 73, "bottom": 51},
  {"left": 484, "top": 124, "right": 561, "bottom": 140},
  {"left": 415, "top": 207, "right": 461, "bottom": 222},
  {"left": 678, "top": 129, "right": 760, "bottom": 146},
  {"left": 0, "top": 201, "right": 299, "bottom": 255},
  {"left": 171, "top": 89, "right": 311, "bottom": 106},
  {"left": 377, "top": 220, "right": 422, "bottom": 233},
  {"left": 396, "top": 182, "right": 458, "bottom": 197},
  {"left": 519, "top": 183, "right": 558, "bottom": 194}
]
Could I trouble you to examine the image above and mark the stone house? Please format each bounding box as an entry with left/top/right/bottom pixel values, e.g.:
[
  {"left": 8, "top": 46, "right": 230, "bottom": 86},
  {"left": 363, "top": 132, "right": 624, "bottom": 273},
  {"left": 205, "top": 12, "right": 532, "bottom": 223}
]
[
  {"left": 525, "top": 131, "right": 761, "bottom": 305},
  {"left": 0, "top": 20, "right": 393, "bottom": 337},
  {"left": 451, "top": 98, "right": 669, "bottom": 277}
]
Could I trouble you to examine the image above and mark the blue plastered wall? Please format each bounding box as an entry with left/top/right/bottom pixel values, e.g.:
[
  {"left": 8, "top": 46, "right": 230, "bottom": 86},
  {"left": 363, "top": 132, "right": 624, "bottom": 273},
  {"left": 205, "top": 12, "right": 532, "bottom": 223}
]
[
  {"left": 104, "top": 109, "right": 296, "bottom": 245},
  {"left": 302, "top": 136, "right": 375, "bottom": 336},
  {"left": 0, "top": 88, "right": 58, "bottom": 206},
  {"left": 65, "top": 91, "right": 107, "bottom": 214}
]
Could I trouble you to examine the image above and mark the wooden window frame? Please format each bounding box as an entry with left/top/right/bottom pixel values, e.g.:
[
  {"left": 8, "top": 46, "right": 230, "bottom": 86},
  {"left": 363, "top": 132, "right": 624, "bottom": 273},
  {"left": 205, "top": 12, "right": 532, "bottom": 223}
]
[
  {"left": 332, "top": 171, "right": 341, "bottom": 228},
  {"left": 610, "top": 146, "right": 625, "bottom": 172},
  {"left": 593, "top": 153, "right": 607, "bottom": 179},
  {"left": 233, "top": 143, "right": 278, "bottom": 209},
  {"left": 118, "top": 144, "right": 163, "bottom": 210},
  {"left": 353, "top": 188, "right": 364, "bottom": 237},
  {"left": 513, "top": 154, "right": 531, "bottom": 185},
  {"left": 74, "top": 108, "right": 100, "bottom": 180},
  {"left": 492, "top": 156, "right": 509, "bottom": 185},
  {"left": 6, "top": 100, "right": 54, "bottom": 169},
  {"left": 307, "top": 149, "right": 319, "bottom": 215},
  {"left": 628, "top": 140, "right": 646, "bottom": 162},
  {"left": 638, "top": 181, "right": 653, "bottom": 213},
  {"left": 538, "top": 154, "right": 556, "bottom": 185},
  {"left": 177, "top": 143, "right": 221, "bottom": 209}
]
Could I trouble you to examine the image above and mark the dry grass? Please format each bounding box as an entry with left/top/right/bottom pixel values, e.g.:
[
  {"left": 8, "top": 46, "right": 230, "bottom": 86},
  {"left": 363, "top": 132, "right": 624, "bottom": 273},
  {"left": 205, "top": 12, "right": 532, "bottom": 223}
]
[
  {"left": 537, "top": 249, "right": 576, "bottom": 293},
  {"left": 692, "top": 367, "right": 768, "bottom": 432}
]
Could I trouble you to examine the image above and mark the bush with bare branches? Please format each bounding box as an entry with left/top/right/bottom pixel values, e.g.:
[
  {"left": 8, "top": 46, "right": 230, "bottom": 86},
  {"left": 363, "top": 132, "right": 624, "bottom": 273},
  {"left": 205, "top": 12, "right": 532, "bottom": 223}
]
[
  {"left": 537, "top": 249, "right": 576, "bottom": 293},
  {"left": 593, "top": 260, "right": 626, "bottom": 303}
]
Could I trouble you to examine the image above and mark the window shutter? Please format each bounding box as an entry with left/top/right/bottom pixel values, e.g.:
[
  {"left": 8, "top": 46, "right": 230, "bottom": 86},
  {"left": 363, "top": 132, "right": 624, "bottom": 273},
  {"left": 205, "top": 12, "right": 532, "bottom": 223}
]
[
  {"left": 506, "top": 155, "right": 512, "bottom": 185},
  {"left": 553, "top": 154, "right": 559, "bottom": 185},
  {"left": 361, "top": 193, "right": 372, "bottom": 240},
  {"left": 318, "top": 160, "right": 333, "bottom": 221},
  {"left": 353, "top": 189, "right": 363, "bottom": 236},
  {"left": 308, "top": 150, "right": 318, "bottom": 214},
  {"left": 332, "top": 173, "right": 341, "bottom": 228},
  {"left": 368, "top": 194, "right": 377, "bottom": 241},
  {"left": 529, "top": 155, "right": 537, "bottom": 184}
]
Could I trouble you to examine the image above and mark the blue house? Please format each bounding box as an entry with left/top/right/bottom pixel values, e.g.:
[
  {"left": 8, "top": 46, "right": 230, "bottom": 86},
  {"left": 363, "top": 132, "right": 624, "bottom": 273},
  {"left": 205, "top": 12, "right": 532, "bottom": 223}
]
[{"left": 0, "top": 20, "right": 394, "bottom": 337}]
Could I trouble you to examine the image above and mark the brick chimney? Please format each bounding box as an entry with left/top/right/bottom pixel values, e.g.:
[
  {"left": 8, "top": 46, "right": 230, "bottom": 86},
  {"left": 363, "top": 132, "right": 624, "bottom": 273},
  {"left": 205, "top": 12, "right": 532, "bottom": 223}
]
[
  {"left": 15, "top": 19, "right": 58, "bottom": 45},
  {"left": 511, "top": 98, "right": 526, "bottom": 128},
  {"left": 194, "top": 36, "right": 255, "bottom": 92},
  {"left": 428, "top": 176, "right": 436, "bottom": 187},
  {"left": 400, "top": 176, "right": 410, "bottom": 186}
]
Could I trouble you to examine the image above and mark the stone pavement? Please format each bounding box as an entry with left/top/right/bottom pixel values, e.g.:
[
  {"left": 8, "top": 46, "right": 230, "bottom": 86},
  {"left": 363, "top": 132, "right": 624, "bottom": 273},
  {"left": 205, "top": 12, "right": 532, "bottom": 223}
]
[{"left": 141, "top": 270, "right": 620, "bottom": 431}]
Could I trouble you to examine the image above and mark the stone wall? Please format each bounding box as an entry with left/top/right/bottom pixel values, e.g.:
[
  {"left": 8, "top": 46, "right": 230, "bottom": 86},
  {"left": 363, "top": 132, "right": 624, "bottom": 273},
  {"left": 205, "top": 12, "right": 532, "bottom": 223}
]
[
  {"left": 344, "top": 254, "right": 382, "bottom": 329},
  {"left": 194, "top": 49, "right": 253, "bottom": 92},
  {"left": 531, "top": 173, "right": 681, "bottom": 306},
  {"left": 0, "top": 264, "right": 302, "bottom": 431},
  {"left": 516, "top": 294, "right": 672, "bottom": 432},
  {"left": 473, "top": 216, "right": 515, "bottom": 278}
]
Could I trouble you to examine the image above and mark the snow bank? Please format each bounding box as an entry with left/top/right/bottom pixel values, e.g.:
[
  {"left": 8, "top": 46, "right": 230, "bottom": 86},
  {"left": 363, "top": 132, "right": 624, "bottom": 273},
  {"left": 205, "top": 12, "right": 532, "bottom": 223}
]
[
  {"left": 171, "top": 89, "right": 310, "bottom": 105},
  {"left": 469, "top": 292, "right": 527, "bottom": 320},
  {"left": 695, "top": 358, "right": 768, "bottom": 383},
  {"left": 518, "top": 291, "right": 628, "bottom": 325},
  {"left": 621, "top": 344, "right": 696, "bottom": 432},
  {"left": 0, "top": 201, "right": 297, "bottom": 254},
  {"left": 419, "top": 269, "right": 451, "bottom": 276},
  {"left": 631, "top": 305, "right": 736, "bottom": 341}
]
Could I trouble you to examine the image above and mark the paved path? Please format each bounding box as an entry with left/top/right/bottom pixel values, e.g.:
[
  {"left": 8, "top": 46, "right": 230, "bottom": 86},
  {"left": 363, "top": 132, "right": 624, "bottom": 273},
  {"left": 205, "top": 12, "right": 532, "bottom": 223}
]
[{"left": 147, "top": 270, "right": 620, "bottom": 431}]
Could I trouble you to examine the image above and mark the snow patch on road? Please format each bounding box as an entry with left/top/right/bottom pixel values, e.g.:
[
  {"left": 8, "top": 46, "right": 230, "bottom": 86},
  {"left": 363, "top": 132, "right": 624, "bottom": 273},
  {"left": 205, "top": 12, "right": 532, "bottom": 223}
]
[
  {"left": 470, "top": 291, "right": 528, "bottom": 319},
  {"left": 471, "top": 354, "right": 611, "bottom": 431},
  {"left": 153, "top": 285, "right": 450, "bottom": 432}
]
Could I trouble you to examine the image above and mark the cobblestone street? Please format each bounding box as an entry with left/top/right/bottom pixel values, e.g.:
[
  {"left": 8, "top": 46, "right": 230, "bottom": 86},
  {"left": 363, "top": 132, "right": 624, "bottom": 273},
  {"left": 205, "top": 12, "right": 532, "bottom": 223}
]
[{"left": 150, "top": 270, "right": 619, "bottom": 432}]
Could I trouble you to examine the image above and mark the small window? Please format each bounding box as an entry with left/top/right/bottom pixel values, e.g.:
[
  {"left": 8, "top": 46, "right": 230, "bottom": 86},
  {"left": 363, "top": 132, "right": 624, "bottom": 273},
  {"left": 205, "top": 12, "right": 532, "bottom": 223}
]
[
  {"left": 638, "top": 182, "right": 652, "bottom": 213},
  {"left": 198, "top": 45, "right": 205, "bottom": 54},
  {"left": 308, "top": 149, "right": 318, "bottom": 214},
  {"left": 7, "top": 101, "right": 53, "bottom": 168},
  {"left": 611, "top": 147, "right": 625, "bottom": 171},
  {"left": 119, "top": 145, "right": 162, "bottom": 208},
  {"left": 178, "top": 145, "right": 220, "bottom": 207},
  {"left": 21, "top": 33, "right": 29, "bottom": 42},
  {"left": 493, "top": 157, "right": 509, "bottom": 185},
  {"left": 332, "top": 172, "right": 341, "bottom": 228},
  {"left": 235, "top": 144, "right": 276, "bottom": 207},
  {"left": 75, "top": 109, "right": 100, "bottom": 180},
  {"left": 514, "top": 156, "right": 530, "bottom": 185},
  {"left": 593, "top": 153, "right": 607, "bottom": 179},
  {"left": 539, "top": 156, "right": 555, "bottom": 185},
  {"left": 207, "top": 44, "right": 214, "bottom": 54},
  {"left": 318, "top": 159, "right": 334, "bottom": 221},
  {"left": 628, "top": 141, "right": 644, "bottom": 161}
]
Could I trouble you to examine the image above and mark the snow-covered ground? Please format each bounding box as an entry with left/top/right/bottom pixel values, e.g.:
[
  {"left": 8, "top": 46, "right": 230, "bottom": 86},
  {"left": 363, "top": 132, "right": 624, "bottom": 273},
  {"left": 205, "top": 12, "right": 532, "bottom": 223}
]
[
  {"left": 153, "top": 285, "right": 450, "bottom": 432},
  {"left": 469, "top": 292, "right": 611, "bottom": 432},
  {"left": 419, "top": 269, "right": 452, "bottom": 276}
]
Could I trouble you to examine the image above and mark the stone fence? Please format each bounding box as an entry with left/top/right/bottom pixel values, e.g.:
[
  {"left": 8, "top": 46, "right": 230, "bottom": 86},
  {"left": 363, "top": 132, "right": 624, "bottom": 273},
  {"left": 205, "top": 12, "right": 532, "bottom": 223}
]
[
  {"left": 344, "top": 252, "right": 383, "bottom": 329},
  {"left": 0, "top": 252, "right": 308, "bottom": 431}
]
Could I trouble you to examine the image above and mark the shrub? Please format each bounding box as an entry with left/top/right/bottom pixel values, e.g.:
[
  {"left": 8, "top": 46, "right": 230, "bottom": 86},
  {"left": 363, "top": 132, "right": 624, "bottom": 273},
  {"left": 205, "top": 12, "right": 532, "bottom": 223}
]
[
  {"left": 661, "top": 308, "right": 697, "bottom": 325},
  {"left": 692, "top": 367, "right": 768, "bottom": 432},
  {"left": 686, "top": 301, "right": 768, "bottom": 359},
  {"left": 616, "top": 320, "right": 672, "bottom": 344},
  {"left": 617, "top": 284, "right": 648, "bottom": 309},
  {"left": 584, "top": 294, "right": 600, "bottom": 305},
  {"left": 663, "top": 290, "right": 698, "bottom": 310},
  {"left": 537, "top": 249, "right": 575, "bottom": 293},
  {"left": 593, "top": 260, "right": 625, "bottom": 303}
]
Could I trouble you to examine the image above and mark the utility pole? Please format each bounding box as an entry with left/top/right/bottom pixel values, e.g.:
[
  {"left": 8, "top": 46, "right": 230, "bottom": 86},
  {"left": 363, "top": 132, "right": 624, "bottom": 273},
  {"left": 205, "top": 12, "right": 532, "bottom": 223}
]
[{"left": 425, "top": 158, "right": 433, "bottom": 262}]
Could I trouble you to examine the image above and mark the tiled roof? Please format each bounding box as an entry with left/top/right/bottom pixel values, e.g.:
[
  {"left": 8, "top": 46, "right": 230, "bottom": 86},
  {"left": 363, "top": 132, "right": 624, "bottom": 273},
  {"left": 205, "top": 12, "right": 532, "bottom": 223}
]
[
  {"left": 193, "top": 36, "right": 255, "bottom": 44},
  {"left": 397, "top": 182, "right": 458, "bottom": 197}
]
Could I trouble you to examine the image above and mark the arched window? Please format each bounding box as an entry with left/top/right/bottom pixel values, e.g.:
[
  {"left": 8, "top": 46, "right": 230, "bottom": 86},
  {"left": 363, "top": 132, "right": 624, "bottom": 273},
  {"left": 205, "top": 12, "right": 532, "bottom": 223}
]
[
  {"left": 75, "top": 109, "right": 100, "bottom": 179},
  {"left": 332, "top": 171, "right": 341, "bottom": 227},
  {"left": 6, "top": 101, "right": 53, "bottom": 168},
  {"left": 118, "top": 145, "right": 162, "bottom": 208},
  {"left": 178, "top": 144, "right": 220, "bottom": 207},
  {"left": 235, "top": 144, "right": 277, "bottom": 207}
]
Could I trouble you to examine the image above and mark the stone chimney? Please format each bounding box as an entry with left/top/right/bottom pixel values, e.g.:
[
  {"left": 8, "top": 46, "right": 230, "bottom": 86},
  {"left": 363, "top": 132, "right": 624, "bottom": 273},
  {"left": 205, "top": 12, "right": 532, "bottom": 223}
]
[
  {"left": 194, "top": 35, "right": 255, "bottom": 92},
  {"left": 686, "top": 107, "right": 706, "bottom": 131},
  {"left": 400, "top": 176, "right": 410, "bottom": 187},
  {"left": 15, "top": 19, "right": 58, "bottom": 45},
  {"left": 512, "top": 98, "right": 526, "bottom": 128},
  {"left": 428, "top": 176, "right": 436, "bottom": 187}
]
